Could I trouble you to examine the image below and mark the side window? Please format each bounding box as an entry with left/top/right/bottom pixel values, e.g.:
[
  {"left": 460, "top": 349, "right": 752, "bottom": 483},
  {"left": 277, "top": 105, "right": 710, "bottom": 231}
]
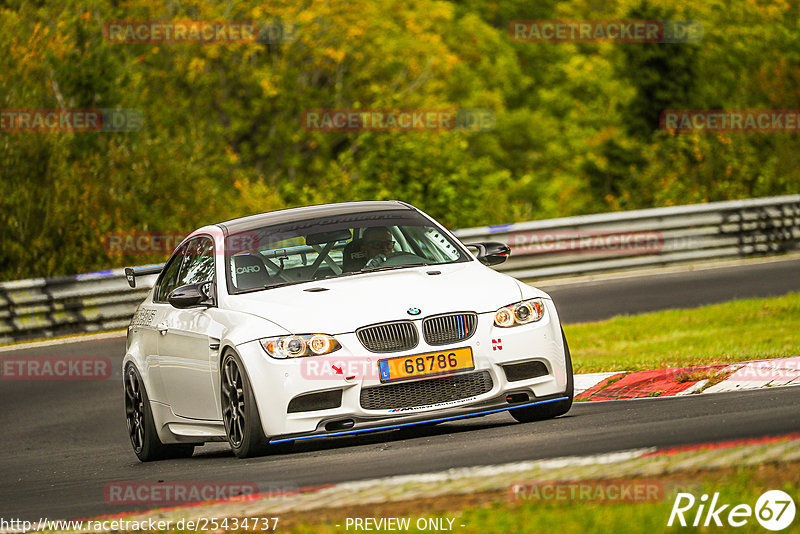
[
  {"left": 176, "top": 237, "right": 215, "bottom": 288},
  {"left": 155, "top": 246, "right": 186, "bottom": 302}
]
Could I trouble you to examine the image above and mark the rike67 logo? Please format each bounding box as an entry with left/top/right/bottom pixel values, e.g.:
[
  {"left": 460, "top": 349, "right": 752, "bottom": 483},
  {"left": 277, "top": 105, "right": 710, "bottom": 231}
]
[{"left": 669, "top": 490, "right": 796, "bottom": 530}]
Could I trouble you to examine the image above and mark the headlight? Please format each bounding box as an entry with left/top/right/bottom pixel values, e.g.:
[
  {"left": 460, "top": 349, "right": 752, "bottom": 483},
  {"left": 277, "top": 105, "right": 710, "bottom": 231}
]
[
  {"left": 494, "top": 298, "right": 545, "bottom": 327},
  {"left": 260, "top": 334, "right": 341, "bottom": 359}
]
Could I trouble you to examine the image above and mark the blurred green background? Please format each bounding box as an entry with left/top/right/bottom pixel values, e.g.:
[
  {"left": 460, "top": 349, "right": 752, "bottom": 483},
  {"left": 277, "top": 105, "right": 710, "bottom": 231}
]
[{"left": 2, "top": 0, "right": 798, "bottom": 280}]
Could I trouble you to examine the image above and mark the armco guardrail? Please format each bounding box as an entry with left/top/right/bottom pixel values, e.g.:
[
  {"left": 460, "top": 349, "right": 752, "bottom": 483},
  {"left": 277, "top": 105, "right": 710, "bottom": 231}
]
[
  {"left": 0, "top": 268, "right": 161, "bottom": 345},
  {"left": 455, "top": 194, "right": 800, "bottom": 279},
  {"left": 1, "top": 195, "right": 799, "bottom": 344}
]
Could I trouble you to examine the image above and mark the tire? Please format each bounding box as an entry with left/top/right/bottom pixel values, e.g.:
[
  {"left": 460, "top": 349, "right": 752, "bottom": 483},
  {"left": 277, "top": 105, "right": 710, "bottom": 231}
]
[
  {"left": 221, "top": 350, "right": 272, "bottom": 458},
  {"left": 124, "top": 365, "right": 195, "bottom": 462},
  {"left": 510, "top": 328, "right": 574, "bottom": 423}
]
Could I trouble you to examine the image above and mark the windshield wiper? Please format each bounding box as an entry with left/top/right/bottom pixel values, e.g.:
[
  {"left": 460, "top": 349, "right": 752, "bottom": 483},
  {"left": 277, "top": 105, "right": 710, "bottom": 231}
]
[
  {"left": 263, "top": 281, "right": 300, "bottom": 290},
  {"left": 316, "top": 270, "right": 360, "bottom": 280},
  {"left": 360, "top": 262, "right": 427, "bottom": 273}
]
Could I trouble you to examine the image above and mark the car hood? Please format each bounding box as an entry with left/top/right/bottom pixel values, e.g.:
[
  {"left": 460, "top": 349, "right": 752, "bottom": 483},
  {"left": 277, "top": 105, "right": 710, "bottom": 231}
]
[{"left": 224, "top": 262, "right": 540, "bottom": 334}]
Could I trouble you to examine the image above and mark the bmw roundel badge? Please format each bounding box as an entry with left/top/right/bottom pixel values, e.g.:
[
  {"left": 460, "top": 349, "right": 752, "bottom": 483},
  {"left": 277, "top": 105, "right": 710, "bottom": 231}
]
[{"left": 407, "top": 307, "right": 421, "bottom": 316}]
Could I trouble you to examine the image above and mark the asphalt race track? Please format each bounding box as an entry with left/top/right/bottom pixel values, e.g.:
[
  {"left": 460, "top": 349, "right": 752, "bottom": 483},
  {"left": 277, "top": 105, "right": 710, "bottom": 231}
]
[
  {"left": 540, "top": 256, "right": 800, "bottom": 324},
  {"left": 1, "top": 258, "right": 799, "bottom": 521}
]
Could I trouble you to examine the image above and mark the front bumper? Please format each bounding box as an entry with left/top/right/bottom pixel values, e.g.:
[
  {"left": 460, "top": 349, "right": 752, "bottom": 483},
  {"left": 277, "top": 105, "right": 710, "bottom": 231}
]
[
  {"left": 235, "top": 299, "right": 569, "bottom": 440},
  {"left": 269, "top": 392, "right": 570, "bottom": 443}
]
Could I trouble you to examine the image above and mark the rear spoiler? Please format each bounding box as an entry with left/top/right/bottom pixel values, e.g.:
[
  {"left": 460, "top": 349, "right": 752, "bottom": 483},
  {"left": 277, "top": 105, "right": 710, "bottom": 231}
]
[{"left": 124, "top": 265, "right": 164, "bottom": 288}]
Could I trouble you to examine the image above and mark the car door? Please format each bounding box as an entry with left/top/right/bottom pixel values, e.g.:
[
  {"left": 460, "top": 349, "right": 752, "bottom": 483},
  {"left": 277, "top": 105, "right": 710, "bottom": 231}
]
[
  {"left": 156, "top": 236, "right": 220, "bottom": 420},
  {"left": 138, "top": 248, "right": 186, "bottom": 405}
]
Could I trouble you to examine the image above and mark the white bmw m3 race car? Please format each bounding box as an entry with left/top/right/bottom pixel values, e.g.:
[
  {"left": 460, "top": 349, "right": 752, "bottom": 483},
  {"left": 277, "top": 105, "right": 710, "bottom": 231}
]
[{"left": 123, "top": 201, "right": 573, "bottom": 461}]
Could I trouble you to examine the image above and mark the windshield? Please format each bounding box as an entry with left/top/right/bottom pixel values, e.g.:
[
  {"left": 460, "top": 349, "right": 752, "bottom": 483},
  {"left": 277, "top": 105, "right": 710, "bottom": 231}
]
[{"left": 225, "top": 209, "right": 471, "bottom": 293}]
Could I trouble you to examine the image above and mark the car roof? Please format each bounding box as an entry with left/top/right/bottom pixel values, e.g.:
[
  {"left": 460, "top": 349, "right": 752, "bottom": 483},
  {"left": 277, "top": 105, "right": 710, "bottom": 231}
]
[{"left": 215, "top": 200, "right": 415, "bottom": 234}]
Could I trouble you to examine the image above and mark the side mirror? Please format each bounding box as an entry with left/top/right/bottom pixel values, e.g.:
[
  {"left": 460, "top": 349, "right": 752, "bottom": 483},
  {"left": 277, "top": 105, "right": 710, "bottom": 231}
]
[
  {"left": 168, "top": 282, "right": 215, "bottom": 309},
  {"left": 467, "top": 242, "right": 511, "bottom": 266}
]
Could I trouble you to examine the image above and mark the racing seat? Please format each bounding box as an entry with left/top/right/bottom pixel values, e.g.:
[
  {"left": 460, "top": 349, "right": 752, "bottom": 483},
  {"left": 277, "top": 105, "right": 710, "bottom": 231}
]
[
  {"left": 342, "top": 239, "right": 367, "bottom": 272},
  {"left": 232, "top": 254, "right": 271, "bottom": 290}
]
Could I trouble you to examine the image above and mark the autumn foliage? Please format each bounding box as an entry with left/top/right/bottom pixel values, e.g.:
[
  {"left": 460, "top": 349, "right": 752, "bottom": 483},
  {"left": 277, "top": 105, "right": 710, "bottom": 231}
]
[{"left": 1, "top": 0, "right": 798, "bottom": 279}]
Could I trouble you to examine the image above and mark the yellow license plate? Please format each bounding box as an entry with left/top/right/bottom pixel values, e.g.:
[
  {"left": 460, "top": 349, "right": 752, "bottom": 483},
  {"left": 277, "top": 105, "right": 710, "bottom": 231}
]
[{"left": 378, "top": 347, "right": 474, "bottom": 383}]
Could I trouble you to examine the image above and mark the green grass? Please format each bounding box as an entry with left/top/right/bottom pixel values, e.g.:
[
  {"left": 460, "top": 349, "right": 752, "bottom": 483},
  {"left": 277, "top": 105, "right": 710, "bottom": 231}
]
[
  {"left": 564, "top": 293, "right": 800, "bottom": 374},
  {"left": 451, "top": 472, "right": 797, "bottom": 534},
  {"left": 284, "top": 465, "right": 800, "bottom": 534}
]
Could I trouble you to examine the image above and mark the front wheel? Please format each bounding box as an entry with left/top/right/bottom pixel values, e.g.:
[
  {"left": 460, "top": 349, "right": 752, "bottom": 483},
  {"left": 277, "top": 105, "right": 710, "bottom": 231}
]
[
  {"left": 221, "top": 351, "right": 272, "bottom": 458},
  {"left": 124, "top": 365, "right": 195, "bottom": 461},
  {"left": 510, "top": 328, "right": 574, "bottom": 423}
]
